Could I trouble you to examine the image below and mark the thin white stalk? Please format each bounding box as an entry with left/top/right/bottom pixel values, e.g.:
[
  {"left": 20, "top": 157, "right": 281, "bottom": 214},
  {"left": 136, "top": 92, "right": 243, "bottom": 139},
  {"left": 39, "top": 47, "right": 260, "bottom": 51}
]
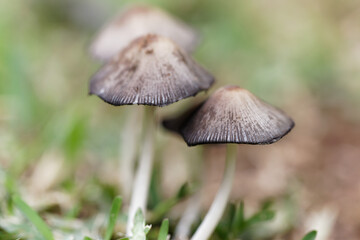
[
  {"left": 119, "top": 108, "right": 142, "bottom": 200},
  {"left": 191, "top": 144, "right": 238, "bottom": 240},
  {"left": 174, "top": 192, "right": 201, "bottom": 240},
  {"left": 127, "top": 106, "right": 156, "bottom": 235},
  {"left": 175, "top": 148, "right": 204, "bottom": 240}
]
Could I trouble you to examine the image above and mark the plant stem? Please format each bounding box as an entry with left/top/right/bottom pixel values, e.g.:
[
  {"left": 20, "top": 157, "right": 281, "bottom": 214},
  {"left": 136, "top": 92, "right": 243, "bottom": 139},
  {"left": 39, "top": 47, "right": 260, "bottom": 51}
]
[
  {"left": 191, "top": 144, "right": 238, "bottom": 240},
  {"left": 175, "top": 148, "right": 204, "bottom": 240},
  {"left": 126, "top": 106, "right": 156, "bottom": 235},
  {"left": 174, "top": 192, "right": 201, "bottom": 240},
  {"left": 120, "top": 108, "right": 142, "bottom": 200}
]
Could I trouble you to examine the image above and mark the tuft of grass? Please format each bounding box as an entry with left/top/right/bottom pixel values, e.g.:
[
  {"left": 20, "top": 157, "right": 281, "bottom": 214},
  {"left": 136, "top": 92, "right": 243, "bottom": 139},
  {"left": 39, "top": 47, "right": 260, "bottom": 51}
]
[
  {"left": 12, "top": 194, "right": 54, "bottom": 240},
  {"left": 216, "top": 200, "right": 276, "bottom": 239},
  {"left": 104, "top": 196, "right": 123, "bottom": 240},
  {"left": 302, "top": 230, "right": 317, "bottom": 240}
]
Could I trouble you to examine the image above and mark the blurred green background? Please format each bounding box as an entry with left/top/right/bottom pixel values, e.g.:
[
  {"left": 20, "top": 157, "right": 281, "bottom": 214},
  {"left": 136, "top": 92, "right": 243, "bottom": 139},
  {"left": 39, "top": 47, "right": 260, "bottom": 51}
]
[{"left": 1, "top": 0, "right": 360, "bottom": 239}]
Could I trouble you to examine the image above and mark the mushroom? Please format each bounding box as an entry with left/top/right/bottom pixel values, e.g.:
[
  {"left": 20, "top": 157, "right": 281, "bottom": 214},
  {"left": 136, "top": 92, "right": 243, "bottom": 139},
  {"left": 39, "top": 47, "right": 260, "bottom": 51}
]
[
  {"left": 163, "top": 85, "right": 294, "bottom": 240},
  {"left": 89, "top": 4, "right": 201, "bottom": 199},
  {"left": 90, "top": 5, "right": 199, "bottom": 62},
  {"left": 89, "top": 34, "right": 214, "bottom": 235}
]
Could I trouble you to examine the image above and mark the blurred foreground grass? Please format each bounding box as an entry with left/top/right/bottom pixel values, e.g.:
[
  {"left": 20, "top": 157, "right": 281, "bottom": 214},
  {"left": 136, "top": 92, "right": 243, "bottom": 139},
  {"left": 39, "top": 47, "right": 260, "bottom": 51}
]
[{"left": 1, "top": 0, "right": 360, "bottom": 239}]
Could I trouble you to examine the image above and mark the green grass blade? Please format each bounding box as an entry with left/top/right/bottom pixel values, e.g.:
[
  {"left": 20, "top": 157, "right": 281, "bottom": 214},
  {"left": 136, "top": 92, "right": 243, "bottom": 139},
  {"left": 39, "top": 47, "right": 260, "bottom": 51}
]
[
  {"left": 12, "top": 194, "right": 54, "bottom": 240},
  {"left": 104, "top": 196, "right": 123, "bottom": 240},
  {"left": 158, "top": 219, "right": 169, "bottom": 240},
  {"left": 83, "top": 237, "right": 93, "bottom": 240},
  {"left": 232, "top": 201, "right": 245, "bottom": 234},
  {"left": 246, "top": 209, "right": 275, "bottom": 226},
  {"left": 302, "top": 230, "right": 317, "bottom": 240}
]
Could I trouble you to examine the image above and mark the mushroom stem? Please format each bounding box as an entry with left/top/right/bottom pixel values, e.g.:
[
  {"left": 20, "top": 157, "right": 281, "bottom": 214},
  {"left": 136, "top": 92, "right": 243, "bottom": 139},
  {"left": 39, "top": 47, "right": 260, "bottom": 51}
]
[
  {"left": 191, "top": 144, "right": 238, "bottom": 240},
  {"left": 175, "top": 192, "right": 202, "bottom": 240},
  {"left": 175, "top": 148, "right": 204, "bottom": 240},
  {"left": 120, "top": 108, "right": 142, "bottom": 200},
  {"left": 126, "top": 106, "right": 156, "bottom": 235}
]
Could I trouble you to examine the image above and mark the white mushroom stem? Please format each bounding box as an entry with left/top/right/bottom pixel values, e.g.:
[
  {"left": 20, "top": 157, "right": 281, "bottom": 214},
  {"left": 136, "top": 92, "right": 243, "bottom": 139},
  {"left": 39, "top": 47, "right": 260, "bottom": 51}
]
[
  {"left": 126, "top": 106, "right": 156, "bottom": 235},
  {"left": 191, "top": 144, "right": 238, "bottom": 240},
  {"left": 174, "top": 192, "right": 202, "bottom": 240},
  {"left": 175, "top": 148, "right": 204, "bottom": 240},
  {"left": 119, "top": 108, "right": 142, "bottom": 200}
]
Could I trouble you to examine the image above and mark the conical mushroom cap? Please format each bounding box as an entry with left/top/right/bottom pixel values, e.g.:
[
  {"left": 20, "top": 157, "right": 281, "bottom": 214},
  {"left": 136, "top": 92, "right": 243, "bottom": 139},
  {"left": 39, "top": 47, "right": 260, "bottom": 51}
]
[
  {"left": 89, "top": 34, "right": 214, "bottom": 107},
  {"left": 181, "top": 86, "right": 294, "bottom": 146},
  {"left": 90, "top": 5, "right": 199, "bottom": 61}
]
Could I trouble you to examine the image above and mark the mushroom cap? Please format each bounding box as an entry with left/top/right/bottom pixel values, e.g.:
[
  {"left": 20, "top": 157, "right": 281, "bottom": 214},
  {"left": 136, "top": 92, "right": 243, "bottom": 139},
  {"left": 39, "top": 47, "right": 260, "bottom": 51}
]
[
  {"left": 89, "top": 34, "right": 214, "bottom": 107},
  {"left": 180, "top": 86, "right": 295, "bottom": 146},
  {"left": 90, "top": 5, "right": 200, "bottom": 61}
]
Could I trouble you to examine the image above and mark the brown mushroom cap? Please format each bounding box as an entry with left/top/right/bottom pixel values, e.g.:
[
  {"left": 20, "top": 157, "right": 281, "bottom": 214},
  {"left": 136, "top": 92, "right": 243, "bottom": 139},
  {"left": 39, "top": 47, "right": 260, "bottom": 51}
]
[
  {"left": 89, "top": 34, "right": 214, "bottom": 107},
  {"left": 181, "top": 86, "right": 295, "bottom": 146},
  {"left": 90, "top": 5, "right": 200, "bottom": 61}
]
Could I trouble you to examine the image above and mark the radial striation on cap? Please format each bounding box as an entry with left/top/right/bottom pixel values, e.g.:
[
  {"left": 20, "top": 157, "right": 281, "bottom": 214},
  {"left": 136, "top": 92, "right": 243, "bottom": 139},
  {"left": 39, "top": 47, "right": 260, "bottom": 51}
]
[
  {"left": 90, "top": 5, "right": 200, "bottom": 61},
  {"left": 181, "top": 86, "right": 295, "bottom": 146},
  {"left": 89, "top": 34, "right": 214, "bottom": 107}
]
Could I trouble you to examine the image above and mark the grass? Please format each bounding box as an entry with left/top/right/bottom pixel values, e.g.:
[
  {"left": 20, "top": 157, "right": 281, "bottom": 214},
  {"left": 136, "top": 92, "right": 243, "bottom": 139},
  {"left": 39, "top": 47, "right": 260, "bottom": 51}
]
[
  {"left": 1, "top": 181, "right": 316, "bottom": 239},
  {"left": 104, "top": 196, "right": 122, "bottom": 240},
  {"left": 302, "top": 231, "right": 317, "bottom": 240},
  {"left": 12, "top": 195, "right": 54, "bottom": 240},
  {"left": 157, "top": 219, "right": 169, "bottom": 240}
]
